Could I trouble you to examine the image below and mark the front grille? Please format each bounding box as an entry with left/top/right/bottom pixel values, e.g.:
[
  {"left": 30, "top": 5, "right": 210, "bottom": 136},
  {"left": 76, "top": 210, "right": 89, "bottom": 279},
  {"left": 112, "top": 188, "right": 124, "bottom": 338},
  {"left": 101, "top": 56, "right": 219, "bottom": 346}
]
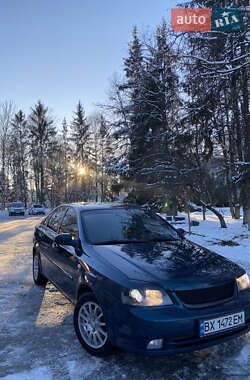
[{"left": 175, "top": 281, "right": 235, "bottom": 307}]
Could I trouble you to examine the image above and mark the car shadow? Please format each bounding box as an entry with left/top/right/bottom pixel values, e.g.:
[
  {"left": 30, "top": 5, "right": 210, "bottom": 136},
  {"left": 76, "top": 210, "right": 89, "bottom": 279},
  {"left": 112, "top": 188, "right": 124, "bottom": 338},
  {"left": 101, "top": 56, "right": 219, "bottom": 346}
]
[{"left": 0, "top": 279, "right": 79, "bottom": 377}]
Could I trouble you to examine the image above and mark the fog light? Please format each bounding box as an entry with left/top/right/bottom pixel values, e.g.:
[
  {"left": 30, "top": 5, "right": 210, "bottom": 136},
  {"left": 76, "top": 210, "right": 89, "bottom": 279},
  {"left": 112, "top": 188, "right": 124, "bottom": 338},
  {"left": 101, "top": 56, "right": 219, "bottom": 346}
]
[{"left": 147, "top": 339, "right": 163, "bottom": 350}]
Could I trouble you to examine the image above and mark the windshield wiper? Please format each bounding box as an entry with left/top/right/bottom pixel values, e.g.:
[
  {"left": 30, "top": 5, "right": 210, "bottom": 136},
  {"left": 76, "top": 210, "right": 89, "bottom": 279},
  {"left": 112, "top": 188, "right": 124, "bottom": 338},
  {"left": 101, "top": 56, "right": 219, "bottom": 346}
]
[
  {"left": 93, "top": 238, "right": 177, "bottom": 245},
  {"left": 93, "top": 240, "right": 132, "bottom": 245}
]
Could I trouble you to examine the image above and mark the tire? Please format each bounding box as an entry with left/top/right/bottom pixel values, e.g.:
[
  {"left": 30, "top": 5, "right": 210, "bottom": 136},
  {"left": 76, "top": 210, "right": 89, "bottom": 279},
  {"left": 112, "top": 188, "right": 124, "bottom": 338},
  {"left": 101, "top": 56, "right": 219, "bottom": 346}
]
[
  {"left": 33, "top": 252, "right": 47, "bottom": 286},
  {"left": 74, "top": 293, "right": 113, "bottom": 357}
]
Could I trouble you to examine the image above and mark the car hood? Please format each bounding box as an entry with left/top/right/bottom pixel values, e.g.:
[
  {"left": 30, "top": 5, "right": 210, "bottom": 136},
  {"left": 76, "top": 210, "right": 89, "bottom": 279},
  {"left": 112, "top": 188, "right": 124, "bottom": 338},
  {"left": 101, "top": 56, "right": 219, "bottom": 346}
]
[{"left": 92, "top": 239, "right": 244, "bottom": 291}]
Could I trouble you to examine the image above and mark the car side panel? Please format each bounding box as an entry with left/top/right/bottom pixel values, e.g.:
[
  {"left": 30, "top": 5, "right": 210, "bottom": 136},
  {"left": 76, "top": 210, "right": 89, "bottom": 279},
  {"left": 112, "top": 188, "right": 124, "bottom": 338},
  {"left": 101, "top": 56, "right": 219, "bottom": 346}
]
[
  {"left": 49, "top": 244, "right": 80, "bottom": 301},
  {"left": 35, "top": 225, "right": 57, "bottom": 279}
]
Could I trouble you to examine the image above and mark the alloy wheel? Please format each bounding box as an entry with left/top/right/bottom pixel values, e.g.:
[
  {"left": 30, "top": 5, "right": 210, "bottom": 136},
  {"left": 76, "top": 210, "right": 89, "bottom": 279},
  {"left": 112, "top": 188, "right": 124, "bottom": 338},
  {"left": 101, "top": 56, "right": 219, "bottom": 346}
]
[
  {"left": 78, "top": 301, "right": 108, "bottom": 349},
  {"left": 33, "top": 255, "right": 40, "bottom": 281}
]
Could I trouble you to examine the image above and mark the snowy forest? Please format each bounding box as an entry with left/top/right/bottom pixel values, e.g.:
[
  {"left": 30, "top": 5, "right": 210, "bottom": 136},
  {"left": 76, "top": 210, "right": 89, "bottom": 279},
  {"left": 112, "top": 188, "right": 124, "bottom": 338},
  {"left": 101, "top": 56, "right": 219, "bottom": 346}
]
[{"left": 0, "top": 0, "right": 249, "bottom": 229}]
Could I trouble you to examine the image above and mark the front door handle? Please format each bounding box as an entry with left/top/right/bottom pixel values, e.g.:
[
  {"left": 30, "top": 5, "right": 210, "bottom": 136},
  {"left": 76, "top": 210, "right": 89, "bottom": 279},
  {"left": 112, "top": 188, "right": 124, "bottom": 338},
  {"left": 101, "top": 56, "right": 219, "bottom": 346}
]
[
  {"left": 88, "top": 271, "right": 97, "bottom": 279},
  {"left": 52, "top": 241, "right": 59, "bottom": 249}
]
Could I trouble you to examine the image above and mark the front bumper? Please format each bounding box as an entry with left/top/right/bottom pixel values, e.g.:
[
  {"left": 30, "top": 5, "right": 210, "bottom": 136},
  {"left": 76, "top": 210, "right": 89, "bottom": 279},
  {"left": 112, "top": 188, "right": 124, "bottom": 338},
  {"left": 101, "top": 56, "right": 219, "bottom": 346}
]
[
  {"left": 10, "top": 209, "right": 24, "bottom": 214},
  {"left": 107, "top": 290, "right": 250, "bottom": 356}
]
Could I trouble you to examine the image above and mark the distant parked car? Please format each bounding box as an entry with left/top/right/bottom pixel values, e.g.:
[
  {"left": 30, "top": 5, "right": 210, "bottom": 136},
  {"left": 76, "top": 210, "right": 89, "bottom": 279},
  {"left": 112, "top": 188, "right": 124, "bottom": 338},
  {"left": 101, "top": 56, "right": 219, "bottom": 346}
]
[
  {"left": 29, "top": 204, "right": 45, "bottom": 215},
  {"left": 32, "top": 203, "right": 250, "bottom": 357},
  {"left": 8, "top": 201, "right": 25, "bottom": 216}
]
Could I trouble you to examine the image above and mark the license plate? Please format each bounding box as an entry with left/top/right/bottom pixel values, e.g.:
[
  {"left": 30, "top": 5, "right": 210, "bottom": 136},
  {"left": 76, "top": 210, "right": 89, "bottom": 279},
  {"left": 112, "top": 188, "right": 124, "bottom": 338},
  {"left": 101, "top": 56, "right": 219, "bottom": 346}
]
[{"left": 200, "top": 311, "right": 245, "bottom": 337}]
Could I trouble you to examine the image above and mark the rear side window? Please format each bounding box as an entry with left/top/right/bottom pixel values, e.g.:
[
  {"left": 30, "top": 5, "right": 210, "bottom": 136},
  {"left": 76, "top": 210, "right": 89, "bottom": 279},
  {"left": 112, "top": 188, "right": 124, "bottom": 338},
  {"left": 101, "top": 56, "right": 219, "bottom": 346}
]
[
  {"left": 60, "top": 207, "right": 78, "bottom": 238},
  {"left": 47, "top": 207, "right": 66, "bottom": 232}
]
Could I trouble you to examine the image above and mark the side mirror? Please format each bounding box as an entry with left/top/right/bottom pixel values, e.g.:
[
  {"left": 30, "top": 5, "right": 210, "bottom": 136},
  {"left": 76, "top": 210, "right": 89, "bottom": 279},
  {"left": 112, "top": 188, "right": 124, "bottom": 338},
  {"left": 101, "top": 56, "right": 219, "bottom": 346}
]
[
  {"left": 55, "top": 233, "right": 76, "bottom": 247},
  {"left": 177, "top": 228, "right": 185, "bottom": 238}
]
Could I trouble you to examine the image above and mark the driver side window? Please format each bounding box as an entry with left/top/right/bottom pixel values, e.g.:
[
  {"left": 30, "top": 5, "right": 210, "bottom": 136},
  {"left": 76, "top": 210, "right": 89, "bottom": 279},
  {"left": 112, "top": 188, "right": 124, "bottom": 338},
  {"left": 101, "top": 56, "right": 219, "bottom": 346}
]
[
  {"left": 47, "top": 207, "right": 66, "bottom": 232},
  {"left": 60, "top": 207, "right": 78, "bottom": 238}
]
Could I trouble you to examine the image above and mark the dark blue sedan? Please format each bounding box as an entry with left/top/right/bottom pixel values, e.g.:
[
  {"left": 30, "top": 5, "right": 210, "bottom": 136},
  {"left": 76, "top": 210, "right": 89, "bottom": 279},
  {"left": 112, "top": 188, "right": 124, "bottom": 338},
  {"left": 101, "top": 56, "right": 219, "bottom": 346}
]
[{"left": 32, "top": 203, "right": 250, "bottom": 356}]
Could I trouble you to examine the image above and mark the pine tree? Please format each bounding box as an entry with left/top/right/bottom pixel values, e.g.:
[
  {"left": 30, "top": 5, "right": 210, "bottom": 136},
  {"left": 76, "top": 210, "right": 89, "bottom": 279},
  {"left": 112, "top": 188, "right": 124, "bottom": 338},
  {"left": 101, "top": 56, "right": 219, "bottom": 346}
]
[
  {"left": 106, "top": 23, "right": 182, "bottom": 206},
  {"left": 141, "top": 20, "right": 180, "bottom": 171},
  {"left": 70, "top": 101, "right": 90, "bottom": 200},
  {"left": 61, "top": 118, "right": 72, "bottom": 201},
  {"left": 124, "top": 26, "right": 148, "bottom": 176},
  {"left": 10, "top": 110, "right": 29, "bottom": 206},
  {"left": 124, "top": 26, "right": 143, "bottom": 80},
  {"left": 0, "top": 101, "right": 15, "bottom": 209},
  {"left": 29, "top": 100, "right": 56, "bottom": 204},
  {"left": 71, "top": 101, "right": 90, "bottom": 167},
  {"left": 98, "top": 115, "right": 113, "bottom": 201}
]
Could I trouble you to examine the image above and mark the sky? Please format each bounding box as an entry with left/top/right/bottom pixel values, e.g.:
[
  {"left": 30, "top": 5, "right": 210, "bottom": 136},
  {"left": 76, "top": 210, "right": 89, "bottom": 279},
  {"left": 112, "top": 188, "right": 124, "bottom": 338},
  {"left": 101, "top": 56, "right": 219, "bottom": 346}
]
[{"left": 0, "top": 0, "right": 185, "bottom": 125}]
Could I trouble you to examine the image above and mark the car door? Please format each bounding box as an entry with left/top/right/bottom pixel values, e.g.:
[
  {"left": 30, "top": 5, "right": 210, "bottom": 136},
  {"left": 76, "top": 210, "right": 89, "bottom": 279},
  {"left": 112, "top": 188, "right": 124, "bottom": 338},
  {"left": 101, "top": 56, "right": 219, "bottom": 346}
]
[
  {"left": 50, "top": 207, "right": 81, "bottom": 301},
  {"left": 39, "top": 206, "right": 68, "bottom": 282},
  {"left": 35, "top": 212, "right": 53, "bottom": 270}
]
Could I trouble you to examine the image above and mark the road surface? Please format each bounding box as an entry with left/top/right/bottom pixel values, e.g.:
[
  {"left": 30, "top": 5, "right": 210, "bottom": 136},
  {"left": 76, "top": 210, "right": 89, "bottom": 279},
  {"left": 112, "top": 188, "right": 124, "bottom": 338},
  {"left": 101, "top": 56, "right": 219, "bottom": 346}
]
[{"left": 0, "top": 215, "right": 249, "bottom": 380}]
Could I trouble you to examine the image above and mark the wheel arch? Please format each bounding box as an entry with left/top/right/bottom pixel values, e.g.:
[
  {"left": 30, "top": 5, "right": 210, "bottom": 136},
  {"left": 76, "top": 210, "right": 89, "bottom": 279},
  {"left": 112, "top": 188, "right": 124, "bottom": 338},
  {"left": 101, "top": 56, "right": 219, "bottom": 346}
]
[{"left": 76, "top": 283, "right": 93, "bottom": 300}]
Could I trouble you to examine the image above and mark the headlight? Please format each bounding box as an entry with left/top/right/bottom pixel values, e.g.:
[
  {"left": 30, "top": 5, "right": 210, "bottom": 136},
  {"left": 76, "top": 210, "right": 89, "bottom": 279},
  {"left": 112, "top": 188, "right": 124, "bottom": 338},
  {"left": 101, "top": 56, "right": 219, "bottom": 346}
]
[
  {"left": 121, "top": 288, "right": 173, "bottom": 306},
  {"left": 236, "top": 273, "right": 250, "bottom": 291}
]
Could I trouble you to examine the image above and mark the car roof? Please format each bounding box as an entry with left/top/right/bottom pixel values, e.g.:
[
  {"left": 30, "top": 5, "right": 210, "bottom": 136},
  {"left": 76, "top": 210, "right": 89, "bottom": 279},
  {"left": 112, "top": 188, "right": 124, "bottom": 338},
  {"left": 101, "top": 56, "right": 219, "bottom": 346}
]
[{"left": 60, "top": 202, "right": 140, "bottom": 212}]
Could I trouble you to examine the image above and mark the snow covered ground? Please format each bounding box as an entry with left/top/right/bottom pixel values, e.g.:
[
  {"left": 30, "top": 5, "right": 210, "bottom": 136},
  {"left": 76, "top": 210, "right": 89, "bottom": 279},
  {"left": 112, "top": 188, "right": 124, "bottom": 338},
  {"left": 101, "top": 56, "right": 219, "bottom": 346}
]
[
  {"left": 178, "top": 208, "right": 250, "bottom": 274},
  {"left": 0, "top": 210, "right": 249, "bottom": 380}
]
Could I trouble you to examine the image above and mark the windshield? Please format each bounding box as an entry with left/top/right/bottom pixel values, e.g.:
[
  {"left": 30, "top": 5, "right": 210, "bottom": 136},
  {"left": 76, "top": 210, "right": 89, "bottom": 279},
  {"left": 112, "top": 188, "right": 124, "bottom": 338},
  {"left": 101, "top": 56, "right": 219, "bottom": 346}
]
[
  {"left": 81, "top": 208, "right": 179, "bottom": 245},
  {"left": 11, "top": 202, "right": 23, "bottom": 207}
]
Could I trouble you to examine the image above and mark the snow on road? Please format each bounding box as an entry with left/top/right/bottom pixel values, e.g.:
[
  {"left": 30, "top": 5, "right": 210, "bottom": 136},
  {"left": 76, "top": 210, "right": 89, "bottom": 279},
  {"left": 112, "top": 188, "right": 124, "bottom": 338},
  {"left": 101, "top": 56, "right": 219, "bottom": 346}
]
[
  {"left": 1, "top": 366, "right": 53, "bottom": 380},
  {"left": 0, "top": 212, "right": 249, "bottom": 380}
]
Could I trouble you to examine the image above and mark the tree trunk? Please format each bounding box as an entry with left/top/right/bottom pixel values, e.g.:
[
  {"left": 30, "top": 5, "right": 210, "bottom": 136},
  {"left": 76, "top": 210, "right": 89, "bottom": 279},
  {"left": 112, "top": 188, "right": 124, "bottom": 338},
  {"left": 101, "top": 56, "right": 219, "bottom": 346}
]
[
  {"left": 205, "top": 204, "right": 227, "bottom": 228},
  {"left": 243, "top": 206, "right": 247, "bottom": 225},
  {"left": 40, "top": 161, "right": 44, "bottom": 204},
  {"left": 247, "top": 209, "right": 250, "bottom": 231},
  {"left": 218, "top": 129, "right": 235, "bottom": 219},
  {"left": 187, "top": 203, "right": 191, "bottom": 234},
  {"left": 234, "top": 205, "right": 241, "bottom": 219},
  {"left": 229, "top": 204, "right": 236, "bottom": 219},
  {"left": 1, "top": 143, "right": 6, "bottom": 210},
  {"left": 202, "top": 205, "right": 206, "bottom": 221},
  {"left": 190, "top": 186, "right": 227, "bottom": 228},
  {"left": 240, "top": 28, "right": 250, "bottom": 230}
]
